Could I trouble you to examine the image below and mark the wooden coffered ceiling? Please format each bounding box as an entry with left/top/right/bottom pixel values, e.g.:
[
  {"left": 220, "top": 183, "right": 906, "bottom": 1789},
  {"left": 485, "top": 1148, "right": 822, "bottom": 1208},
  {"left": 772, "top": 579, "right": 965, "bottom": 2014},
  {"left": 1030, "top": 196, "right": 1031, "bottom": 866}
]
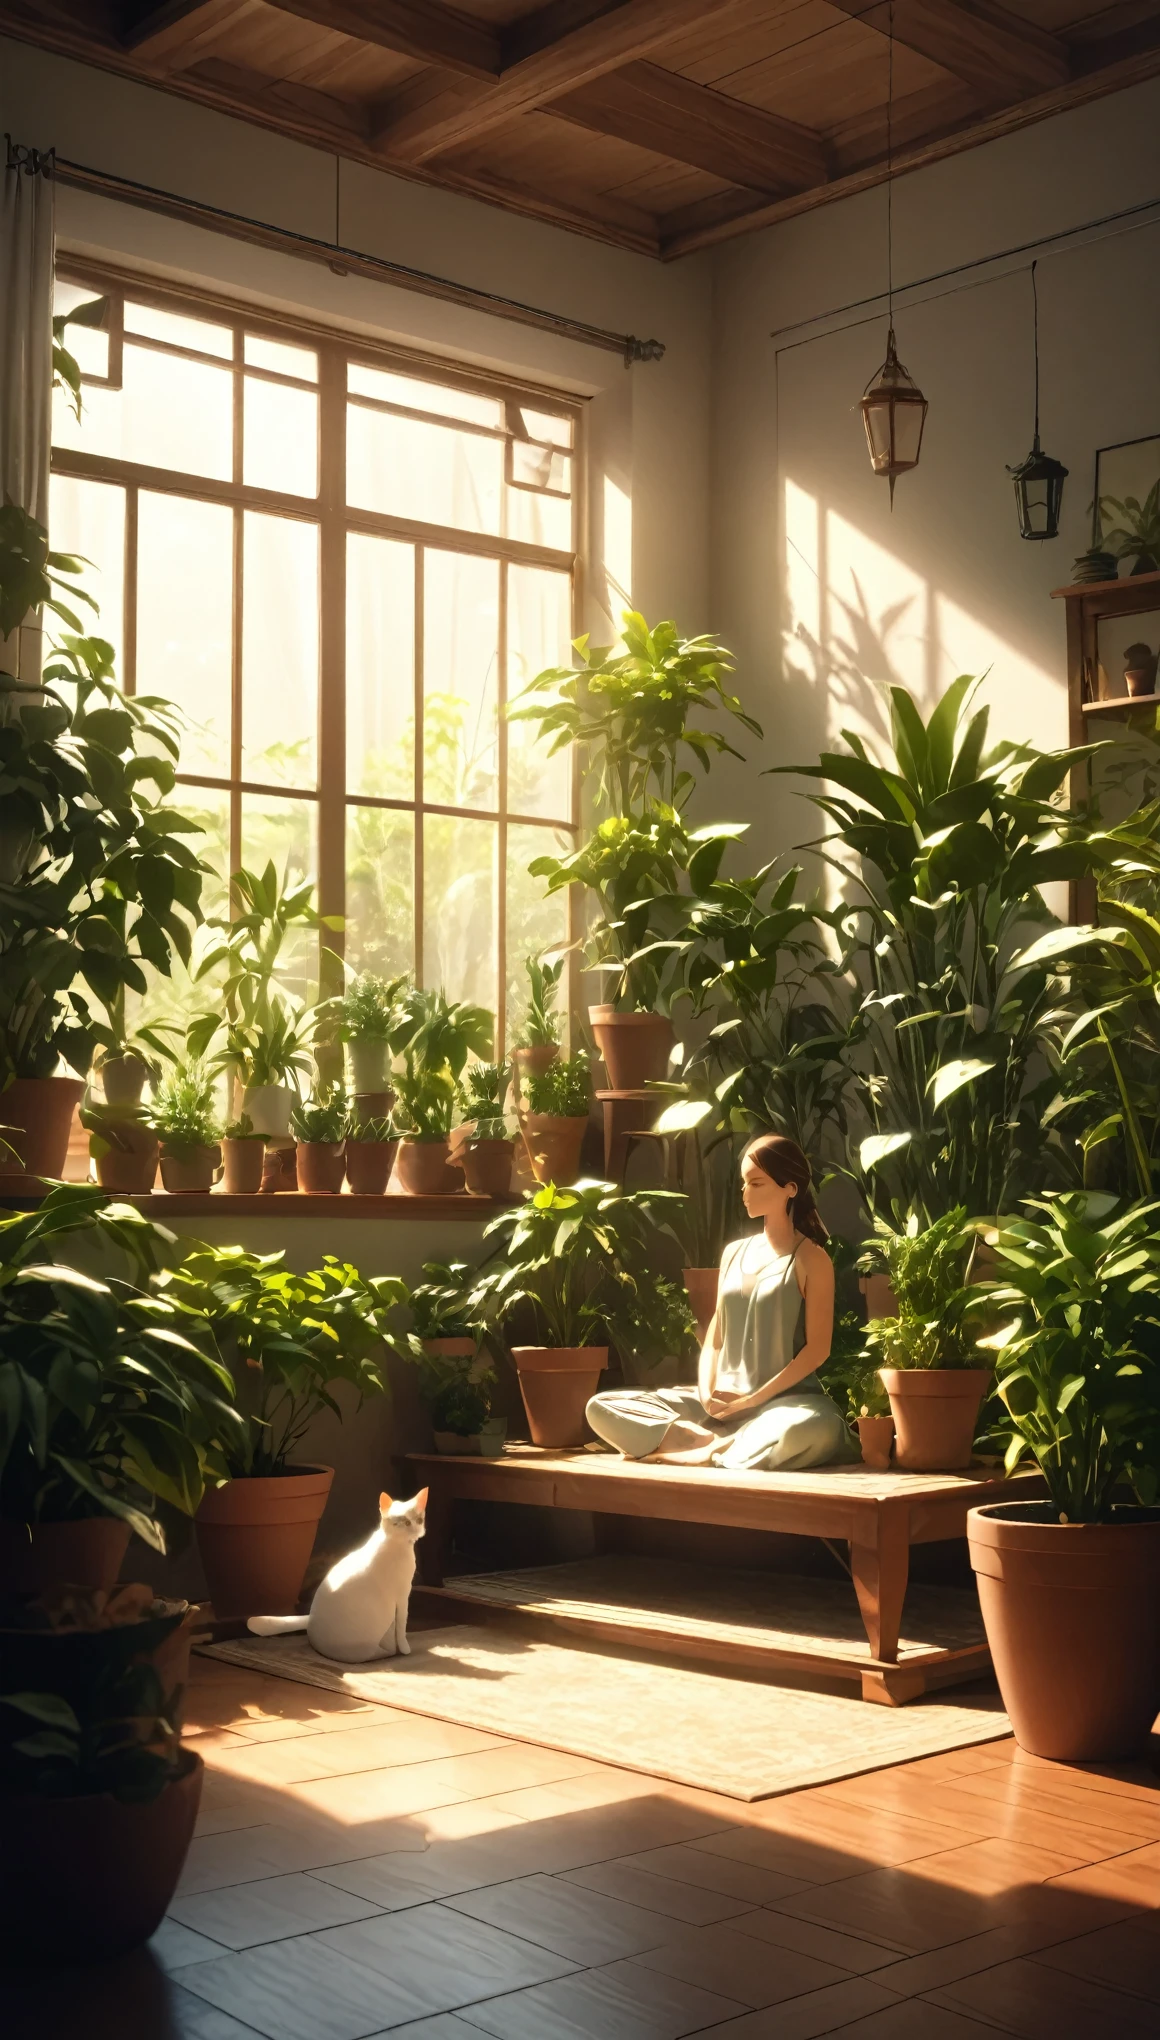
[{"left": 4, "top": 0, "right": 1159, "bottom": 257}]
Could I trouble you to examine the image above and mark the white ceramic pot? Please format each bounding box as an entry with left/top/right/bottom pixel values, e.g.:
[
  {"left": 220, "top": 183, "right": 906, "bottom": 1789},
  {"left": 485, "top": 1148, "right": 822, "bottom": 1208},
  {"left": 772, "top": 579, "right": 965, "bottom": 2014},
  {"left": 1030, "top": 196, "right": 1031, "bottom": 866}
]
[
  {"left": 348, "top": 1039, "right": 390, "bottom": 1093},
  {"left": 241, "top": 1083, "right": 292, "bottom": 1139}
]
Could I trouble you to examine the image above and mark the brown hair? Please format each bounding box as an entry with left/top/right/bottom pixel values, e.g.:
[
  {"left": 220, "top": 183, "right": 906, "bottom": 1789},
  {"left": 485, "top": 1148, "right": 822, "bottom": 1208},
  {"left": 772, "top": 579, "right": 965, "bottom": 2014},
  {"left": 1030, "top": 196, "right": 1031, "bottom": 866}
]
[{"left": 742, "top": 1134, "right": 829, "bottom": 1245}]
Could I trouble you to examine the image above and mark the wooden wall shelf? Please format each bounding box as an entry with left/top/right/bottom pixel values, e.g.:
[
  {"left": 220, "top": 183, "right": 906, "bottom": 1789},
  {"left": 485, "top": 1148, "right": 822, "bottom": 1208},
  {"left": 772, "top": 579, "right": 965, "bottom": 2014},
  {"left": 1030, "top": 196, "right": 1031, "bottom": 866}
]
[{"left": 0, "top": 1191, "right": 510, "bottom": 1220}]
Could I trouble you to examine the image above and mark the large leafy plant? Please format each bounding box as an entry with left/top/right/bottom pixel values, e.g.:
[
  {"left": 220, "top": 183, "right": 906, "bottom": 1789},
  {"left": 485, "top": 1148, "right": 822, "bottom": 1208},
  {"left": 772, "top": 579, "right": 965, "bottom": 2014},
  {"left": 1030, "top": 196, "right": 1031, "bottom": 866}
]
[
  {"left": 469, "top": 1178, "right": 683, "bottom": 1350},
  {"left": 977, "top": 1196, "right": 1160, "bottom": 1519},
  {"left": 0, "top": 1186, "right": 241, "bottom": 1544},
  {"left": 151, "top": 1246, "right": 408, "bottom": 1476},
  {"left": 858, "top": 1208, "right": 984, "bottom": 1371},
  {"left": 193, "top": 862, "right": 335, "bottom": 1090}
]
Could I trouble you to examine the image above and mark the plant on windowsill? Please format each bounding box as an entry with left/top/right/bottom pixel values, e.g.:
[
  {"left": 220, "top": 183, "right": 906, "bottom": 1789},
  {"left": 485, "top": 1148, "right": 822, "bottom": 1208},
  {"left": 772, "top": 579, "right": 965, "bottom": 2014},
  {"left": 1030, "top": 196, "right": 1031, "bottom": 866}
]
[
  {"left": 856, "top": 1208, "right": 991, "bottom": 1472},
  {"left": 334, "top": 969, "right": 409, "bottom": 1099},
  {"left": 0, "top": 1580, "right": 205, "bottom": 1966},
  {"left": 467, "top": 1178, "right": 682, "bottom": 1447},
  {"left": 455, "top": 1061, "right": 515, "bottom": 1199},
  {"left": 220, "top": 1113, "right": 265, "bottom": 1196},
  {"left": 289, "top": 1079, "right": 347, "bottom": 1195},
  {"left": 520, "top": 1052, "right": 591, "bottom": 1187},
  {"left": 967, "top": 1194, "right": 1160, "bottom": 1762},
  {"left": 343, "top": 1110, "right": 397, "bottom": 1196},
  {"left": 510, "top": 953, "right": 564, "bottom": 1100},
  {"left": 0, "top": 1185, "right": 243, "bottom": 1597},
  {"left": 390, "top": 985, "right": 493, "bottom": 1195},
  {"left": 146, "top": 1060, "right": 223, "bottom": 1194},
  {"left": 152, "top": 1245, "right": 409, "bottom": 1616}
]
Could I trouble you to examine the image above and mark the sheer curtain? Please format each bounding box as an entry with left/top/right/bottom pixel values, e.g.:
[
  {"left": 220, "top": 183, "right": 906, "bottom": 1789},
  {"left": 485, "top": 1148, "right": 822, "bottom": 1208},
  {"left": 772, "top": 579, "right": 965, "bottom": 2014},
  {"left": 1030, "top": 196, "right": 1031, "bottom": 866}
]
[{"left": 1, "top": 139, "right": 55, "bottom": 680}]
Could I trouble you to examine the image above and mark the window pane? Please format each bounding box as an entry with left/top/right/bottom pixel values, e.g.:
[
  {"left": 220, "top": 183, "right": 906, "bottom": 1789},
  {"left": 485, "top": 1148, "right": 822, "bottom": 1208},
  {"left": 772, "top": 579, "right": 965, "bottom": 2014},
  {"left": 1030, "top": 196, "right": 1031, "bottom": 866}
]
[
  {"left": 245, "top": 335, "right": 317, "bottom": 380},
  {"left": 511, "top": 443, "right": 570, "bottom": 492},
  {"left": 242, "top": 512, "right": 318, "bottom": 788},
  {"left": 53, "top": 281, "right": 108, "bottom": 378},
  {"left": 520, "top": 407, "right": 573, "bottom": 448},
  {"left": 47, "top": 474, "right": 124, "bottom": 671},
  {"left": 424, "top": 551, "right": 498, "bottom": 810},
  {"left": 423, "top": 813, "right": 496, "bottom": 1016},
  {"left": 125, "top": 301, "right": 233, "bottom": 359},
  {"left": 244, "top": 377, "right": 318, "bottom": 497},
  {"left": 345, "top": 805, "right": 414, "bottom": 981},
  {"left": 506, "top": 482, "right": 571, "bottom": 549},
  {"left": 240, "top": 793, "right": 318, "bottom": 999},
  {"left": 346, "top": 533, "right": 414, "bottom": 798},
  {"left": 137, "top": 493, "right": 232, "bottom": 777},
  {"left": 507, "top": 823, "right": 571, "bottom": 1046},
  {"left": 130, "top": 785, "right": 231, "bottom": 1055},
  {"left": 348, "top": 361, "right": 501, "bottom": 429},
  {"left": 507, "top": 564, "right": 572, "bottom": 821},
  {"left": 53, "top": 343, "right": 232, "bottom": 481},
  {"left": 348, "top": 408, "right": 502, "bottom": 534}
]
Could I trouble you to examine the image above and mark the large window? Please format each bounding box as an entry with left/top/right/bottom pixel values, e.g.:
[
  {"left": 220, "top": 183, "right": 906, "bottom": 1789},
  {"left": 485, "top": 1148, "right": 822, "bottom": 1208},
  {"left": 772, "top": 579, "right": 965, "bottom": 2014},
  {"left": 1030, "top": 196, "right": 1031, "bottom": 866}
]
[{"left": 50, "top": 265, "right": 580, "bottom": 1049}]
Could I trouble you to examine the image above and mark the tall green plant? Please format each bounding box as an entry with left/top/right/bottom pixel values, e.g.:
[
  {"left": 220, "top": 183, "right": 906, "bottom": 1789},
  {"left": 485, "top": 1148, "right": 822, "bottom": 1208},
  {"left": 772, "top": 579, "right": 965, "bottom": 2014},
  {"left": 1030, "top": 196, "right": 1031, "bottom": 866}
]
[
  {"left": 391, "top": 985, "right": 492, "bottom": 1140},
  {"left": 469, "top": 1179, "right": 683, "bottom": 1350},
  {"left": 193, "top": 863, "right": 336, "bottom": 1089}
]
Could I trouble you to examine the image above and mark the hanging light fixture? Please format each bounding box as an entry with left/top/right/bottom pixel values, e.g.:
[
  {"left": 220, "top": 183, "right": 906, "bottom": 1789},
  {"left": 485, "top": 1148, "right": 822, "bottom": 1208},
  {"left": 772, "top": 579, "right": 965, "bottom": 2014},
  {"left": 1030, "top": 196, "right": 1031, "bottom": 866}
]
[
  {"left": 1007, "top": 261, "right": 1067, "bottom": 541},
  {"left": 860, "top": 1, "right": 927, "bottom": 504}
]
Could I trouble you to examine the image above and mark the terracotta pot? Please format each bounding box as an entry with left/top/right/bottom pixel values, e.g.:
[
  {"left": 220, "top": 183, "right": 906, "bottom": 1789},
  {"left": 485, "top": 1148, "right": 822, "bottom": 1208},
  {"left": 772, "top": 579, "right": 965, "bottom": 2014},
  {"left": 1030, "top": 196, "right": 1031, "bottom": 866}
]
[
  {"left": 857, "top": 1415, "right": 896, "bottom": 1470},
  {"left": 195, "top": 1465, "right": 334, "bottom": 1619},
  {"left": 241, "top": 1082, "right": 292, "bottom": 1139},
  {"left": 295, "top": 1140, "right": 347, "bottom": 1194},
  {"left": 0, "top": 1750, "right": 204, "bottom": 1964},
  {"left": 521, "top": 1112, "right": 587, "bottom": 1186},
  {"left": 589, "top": 1006, "right": 673, "bottom": 1090},
  {"left": 969, "top": 1503, "right": 1160, "bottom": 1761},
  {"left": 97, "top": 1052, "right": 150, "bottom": 1108},
  {"left": 0, "top": 1516, "right": 131, "bottom": 1595},
  {"left": 261, "top": 1141, "right": 298, "bottom": 1192},
  {"left": 511, "top": 1346, "right": 607, "bottom": 1449},
  {"left": 345, "top": 1139, "right": 397, "bottom": 1194},
  {"left": 352, "top": 1089, "right": 395, "bottom": 1121},
  {"left": 92, "top": 1121, "right": 159, "bottom": 1194},
  {"left": 394, "top": 1137, "right": 458, "bottom": 1195},
  {"left": 512, "top": 1043, "right": 559, "bottom": 1100},
  {"left": 0, "top": 1075, "right": 85, "bottom": 1186},
  {"left": 222, "top": 1137, "right": 265, "bottom": 1194},
  {"left": 683, "top": 1266, "right": 719, "bottom": 1342},
  {"left": 879, "top": 1367, "right": 990, "bottom": 1471},
  {"left": 347, "top": 1038, "right": 391, "bottom": 1092},
  {"left": 460, "top": 1138, "right": 514, "bottom": 1198},
  {"left": 1125, "top": 669, "right": 1156, "bottom": 698},
  {"left": 159, "top": 1144, "right": 220, "bottom": 1192}
]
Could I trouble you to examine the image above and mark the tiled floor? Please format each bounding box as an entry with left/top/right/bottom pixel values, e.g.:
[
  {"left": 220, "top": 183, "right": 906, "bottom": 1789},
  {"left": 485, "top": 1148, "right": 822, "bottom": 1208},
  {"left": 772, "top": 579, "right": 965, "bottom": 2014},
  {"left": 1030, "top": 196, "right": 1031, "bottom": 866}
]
[{"left": 4, "top": 1652, "right": 1159, "bottom": 2040}]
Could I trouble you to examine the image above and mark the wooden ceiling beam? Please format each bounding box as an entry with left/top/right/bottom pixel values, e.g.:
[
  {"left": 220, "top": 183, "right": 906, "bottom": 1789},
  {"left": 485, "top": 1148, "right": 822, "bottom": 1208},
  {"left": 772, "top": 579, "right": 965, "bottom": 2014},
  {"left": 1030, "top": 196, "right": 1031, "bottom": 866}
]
[
  {"left": 826, "top": 0, "right": 1069, "bottom": 98},
  {"left": 548, "top": 58, "right": 829, "bottom": 193},
  {"left": 371, "top": 0, "right": 748, "bottom": 163},
  {"left": 119, "top": 0, "right": 249, "bottom": 64},
  {"left": 259, "top": 1, "right": 501, "bottom": 80}
]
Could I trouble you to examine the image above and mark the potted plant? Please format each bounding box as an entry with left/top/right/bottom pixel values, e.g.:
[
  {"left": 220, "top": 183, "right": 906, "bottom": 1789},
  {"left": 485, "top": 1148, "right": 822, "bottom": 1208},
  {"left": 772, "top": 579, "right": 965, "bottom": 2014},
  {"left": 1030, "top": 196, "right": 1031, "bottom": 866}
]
[
  {"left": 0, "top": 1186, "right": 242, "bottom": 1594},
  {"left": 335, "top": 970, "right": 407, "bottom": 1103},
  {"left": 391, "top": 985, "right": 493, "bottom": 1194},
  {"left": 157, "top": 1247, "right": 407, "bottom": 1616},
  {"left": 194, "top": 862, "right": 332, "bottom": 1139},
  {"left": 0, "top": 510, "right": 207, "bottom": 1185},
  {"left": 521, "top": 1052, "right": 591, "bottom": 1185},
  {"left": 221, "top": 1112, "right": 265, "bottom": 1194},
  {"left": 456, "top": 1061, "right": 516, "bottom": 1197},
  {"left": 409, "top": 1260, "right": 486, "bottom": 1360},
  {"left": 1098, "top": 477, "right": 1160, "bottom": 576},
  {"left": 344, "top": 1110, "right": 397, "bottom": 1195},
  {"left": 0, "top": 1583, "right": 203, "bottom": 1963},
  {"left": 402, "top": 1277, "right": 503, "bottom": 1456},
  {"left": 290, "top": 1079, "right": 348, "bottom": 1194},
  {"left": 511, "top": 953, "right": 564, "bottom": 1100},
  {"left": 80, "top": 1092, "right": 160, "bottom": 1195},
  {"left": 858, "top": 1209, "right": 991, "bottom": 1470},
  {"left": 511, "top": 612, "right": 761, "bottom": 1089},
  {"left": 969, "top": 1195, "right": 1160, "bottom": 1761},
  {"left": 148, "top": 1059, "right": 222, "bottom": 1192},
  {"left": 469, "top": 1178, "right": 681, "bottom": 1448}
]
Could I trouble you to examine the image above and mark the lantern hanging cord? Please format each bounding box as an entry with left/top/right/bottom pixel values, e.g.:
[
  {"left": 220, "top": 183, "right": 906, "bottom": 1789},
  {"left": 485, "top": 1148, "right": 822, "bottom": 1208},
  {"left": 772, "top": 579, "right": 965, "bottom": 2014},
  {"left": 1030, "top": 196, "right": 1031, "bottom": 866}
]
[
  {"left": 886, "top": 0, "right": 894, "bottom": 332},
  {"left": 1031, "top": 258, "right": 1040, "bottom": 446}
]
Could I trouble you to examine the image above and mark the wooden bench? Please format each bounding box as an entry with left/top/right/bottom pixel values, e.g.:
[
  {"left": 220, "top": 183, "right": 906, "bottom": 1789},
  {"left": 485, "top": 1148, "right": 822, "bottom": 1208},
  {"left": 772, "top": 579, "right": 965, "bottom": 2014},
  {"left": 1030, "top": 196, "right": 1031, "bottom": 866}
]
[{"left": 405, "top": 1447, "right": 1040, "bottom": 1705}]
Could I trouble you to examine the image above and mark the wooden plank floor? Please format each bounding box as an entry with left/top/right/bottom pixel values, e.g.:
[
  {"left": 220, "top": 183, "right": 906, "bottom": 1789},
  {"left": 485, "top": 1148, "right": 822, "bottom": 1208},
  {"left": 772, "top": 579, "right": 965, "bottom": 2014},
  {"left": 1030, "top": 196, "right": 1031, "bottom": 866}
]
[{"left": 5, "top": 1633, "right": 1159, "bottom": 2038}]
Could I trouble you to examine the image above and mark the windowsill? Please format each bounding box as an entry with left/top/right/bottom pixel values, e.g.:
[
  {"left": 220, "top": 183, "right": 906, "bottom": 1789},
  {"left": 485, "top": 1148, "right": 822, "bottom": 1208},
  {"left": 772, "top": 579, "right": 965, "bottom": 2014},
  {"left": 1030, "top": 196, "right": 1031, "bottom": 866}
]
[{"left": 0, "top": 1190, "right": 513, "bottom": 1219}]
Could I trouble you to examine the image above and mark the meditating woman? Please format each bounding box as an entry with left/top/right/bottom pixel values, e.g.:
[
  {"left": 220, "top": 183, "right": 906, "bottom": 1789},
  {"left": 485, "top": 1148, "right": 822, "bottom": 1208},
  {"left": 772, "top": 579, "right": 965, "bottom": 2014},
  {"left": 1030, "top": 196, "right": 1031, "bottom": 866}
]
[{"left": 586, "top": 1133, "right": 851, "bottom": 1469}]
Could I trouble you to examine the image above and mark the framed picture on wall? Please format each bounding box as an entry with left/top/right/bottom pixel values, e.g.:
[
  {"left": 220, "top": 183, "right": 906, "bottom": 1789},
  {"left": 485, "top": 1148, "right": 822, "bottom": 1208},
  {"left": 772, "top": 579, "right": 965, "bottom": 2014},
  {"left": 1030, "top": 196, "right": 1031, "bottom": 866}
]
[{"left": 1095, "top": 433, "right": 1160, "bottom": 569}]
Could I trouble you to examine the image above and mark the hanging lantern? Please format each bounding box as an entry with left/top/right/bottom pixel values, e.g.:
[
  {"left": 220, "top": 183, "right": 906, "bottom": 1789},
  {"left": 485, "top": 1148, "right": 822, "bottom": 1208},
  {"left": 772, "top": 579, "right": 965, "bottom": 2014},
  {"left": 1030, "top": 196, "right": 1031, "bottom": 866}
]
[
  {"left": 1007, "top": 436, "right": 1068, "bottom": 541},
  {"left": 860, "top": 328, "right": 928, "bottom": 503}
]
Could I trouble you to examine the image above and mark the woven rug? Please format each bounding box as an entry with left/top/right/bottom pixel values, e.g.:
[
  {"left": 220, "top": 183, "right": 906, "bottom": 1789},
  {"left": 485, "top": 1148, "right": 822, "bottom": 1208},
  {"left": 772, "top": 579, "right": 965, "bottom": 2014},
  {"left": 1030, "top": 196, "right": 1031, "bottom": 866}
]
[{"left": 202, "top": 1626, "right": 1009, "bottom": 1802}]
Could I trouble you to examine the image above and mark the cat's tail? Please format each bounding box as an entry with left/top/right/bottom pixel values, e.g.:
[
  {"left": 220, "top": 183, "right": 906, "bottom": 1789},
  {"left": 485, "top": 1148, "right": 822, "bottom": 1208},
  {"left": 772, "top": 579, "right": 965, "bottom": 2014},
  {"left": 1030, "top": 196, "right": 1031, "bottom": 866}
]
[{"left": 247, "top": 1615, "right": 310, "bottom": 1636}]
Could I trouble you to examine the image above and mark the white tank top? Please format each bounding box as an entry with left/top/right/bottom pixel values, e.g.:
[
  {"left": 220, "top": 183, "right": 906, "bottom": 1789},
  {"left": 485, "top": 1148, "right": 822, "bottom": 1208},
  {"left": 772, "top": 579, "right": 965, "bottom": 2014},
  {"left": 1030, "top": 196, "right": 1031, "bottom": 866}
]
[{"left": 713, "top": 1234, "right": 817, "bottom": 1397}]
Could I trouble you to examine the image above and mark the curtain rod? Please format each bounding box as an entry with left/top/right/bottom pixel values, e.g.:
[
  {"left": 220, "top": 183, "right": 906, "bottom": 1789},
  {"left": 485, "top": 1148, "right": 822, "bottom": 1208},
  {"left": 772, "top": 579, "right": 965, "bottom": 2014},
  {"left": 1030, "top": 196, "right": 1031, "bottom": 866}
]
[{"left": 31, "top": 148, "right": 665, "bottom": 367}]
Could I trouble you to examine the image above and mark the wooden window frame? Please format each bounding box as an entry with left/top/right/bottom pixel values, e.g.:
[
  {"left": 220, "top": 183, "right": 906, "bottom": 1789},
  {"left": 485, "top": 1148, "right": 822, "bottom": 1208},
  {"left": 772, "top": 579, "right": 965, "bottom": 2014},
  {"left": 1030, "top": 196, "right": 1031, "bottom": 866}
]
[{"left": 51, "top": 259, "right": 584, "bottom": 1056}]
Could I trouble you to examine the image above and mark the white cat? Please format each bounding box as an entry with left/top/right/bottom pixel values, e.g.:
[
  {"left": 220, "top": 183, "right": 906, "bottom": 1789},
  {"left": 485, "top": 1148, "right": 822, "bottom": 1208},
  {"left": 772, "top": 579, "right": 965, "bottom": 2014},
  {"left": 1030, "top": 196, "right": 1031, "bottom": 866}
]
[{"left": 247, "top": 1488, "right": 427, "bottom": 1664}]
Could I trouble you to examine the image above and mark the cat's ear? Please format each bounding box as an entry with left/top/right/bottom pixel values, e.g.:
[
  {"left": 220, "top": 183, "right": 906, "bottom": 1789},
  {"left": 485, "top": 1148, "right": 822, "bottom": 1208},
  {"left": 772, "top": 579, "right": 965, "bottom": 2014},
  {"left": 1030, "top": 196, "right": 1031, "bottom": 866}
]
[
  {"left": 379, "top": 1491, "right": 393, "bottom": 1513},
  {"left": 415, "top": 1487, "right": 428, "bottom": 1513}
]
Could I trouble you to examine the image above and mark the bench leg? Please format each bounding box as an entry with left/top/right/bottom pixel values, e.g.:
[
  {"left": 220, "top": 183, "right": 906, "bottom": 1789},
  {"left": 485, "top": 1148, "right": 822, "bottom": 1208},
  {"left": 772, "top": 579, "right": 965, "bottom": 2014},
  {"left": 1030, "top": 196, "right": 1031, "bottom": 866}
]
[
  {"left": 419, "top": 1483, "right": 453, "bottom": 1587},
  {"left": 849, "top": 1509, "right": 910, "bottom": 1664}
]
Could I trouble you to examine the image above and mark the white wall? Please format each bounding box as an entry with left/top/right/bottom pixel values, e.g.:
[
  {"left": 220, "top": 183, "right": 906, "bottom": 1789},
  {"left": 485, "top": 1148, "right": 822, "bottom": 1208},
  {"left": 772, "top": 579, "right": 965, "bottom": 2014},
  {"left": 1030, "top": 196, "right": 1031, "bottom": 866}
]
[
  {"left": 708, "top": 75, "right": 1160, "bottom": 867},
  {"left": 0, "top": 33, "right": 713, "bottom": 639}
]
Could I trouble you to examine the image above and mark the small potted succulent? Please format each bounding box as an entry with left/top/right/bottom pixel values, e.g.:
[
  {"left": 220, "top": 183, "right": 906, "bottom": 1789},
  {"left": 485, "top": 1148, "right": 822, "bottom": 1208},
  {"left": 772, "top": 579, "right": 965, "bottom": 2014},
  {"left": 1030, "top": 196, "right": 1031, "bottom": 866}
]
[
  {"left": 456, "top": 1061, "right": 516, "bottom": 1198},
  {"left": 859, "top": 1209, "right": 990, "bottom": 1470},
  {"left": 335, "top": 970, "right": 407, "bottom": 1104},
  {"left": 344, "top": 1110, "right": 397, "bottom": 1195},
  {"left": 221, "top": 1112, "right": 265, "bottom": 1195},
  {"left": 391, "top": 986, "right": 493, "bottom": 1195},
  {"left": 0, "top": 1583, "right": 204, "bottom": 1964},
  {"left": 290, "top": 1080, "right": 348, "bottom": 1194},
  {"left": 521, "top": 1052, "right": 591, "bottom": 1186},
  {"left": 147, "top": 1059, "right": 223, "bottom": 1192},
  {"left": 510, "top": 953, "right": 563, "bottom": 1101}
]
